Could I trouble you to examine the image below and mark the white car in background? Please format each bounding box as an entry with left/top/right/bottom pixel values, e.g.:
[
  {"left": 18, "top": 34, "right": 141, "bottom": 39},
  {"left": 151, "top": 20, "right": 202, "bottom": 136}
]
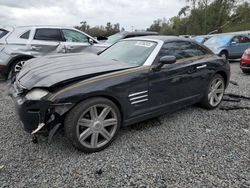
[{"left": 0, "top": 26, "right": 107, "bottom": 78}]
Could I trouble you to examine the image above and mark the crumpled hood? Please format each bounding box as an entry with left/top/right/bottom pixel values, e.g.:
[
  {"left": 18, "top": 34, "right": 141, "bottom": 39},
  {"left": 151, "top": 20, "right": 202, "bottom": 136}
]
[{"left": 17, "top": 53, "right": 137, "bottom": 90}]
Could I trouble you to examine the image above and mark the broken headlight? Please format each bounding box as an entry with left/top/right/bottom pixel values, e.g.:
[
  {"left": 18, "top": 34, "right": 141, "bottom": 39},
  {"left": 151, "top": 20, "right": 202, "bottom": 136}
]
[{"left": 25, "top": 89, "right": 49, "bottom": 100}]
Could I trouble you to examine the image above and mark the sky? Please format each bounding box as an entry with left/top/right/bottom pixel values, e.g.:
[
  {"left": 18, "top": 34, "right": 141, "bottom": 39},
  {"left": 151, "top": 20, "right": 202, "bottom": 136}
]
[{"left": 0, "top": 0, "right": 185, "bottom": 31}]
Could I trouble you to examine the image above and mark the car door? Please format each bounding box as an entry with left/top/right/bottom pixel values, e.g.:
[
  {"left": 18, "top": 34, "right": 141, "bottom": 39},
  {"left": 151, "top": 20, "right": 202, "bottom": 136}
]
[
  {"left": 148, "top": 41, "right": 210, "bottom": 112},
  {"left": 228, "top": 35, "right": 250, "bottom": 58},
  {"left": 61, "top": 29, "right": 92, "bottom": 53},
  {"left": 238, "top": 36, "right": 250, "bottom": 56},
  {"left": 29, "top": 28, "right": 65, "bottom": 56}
]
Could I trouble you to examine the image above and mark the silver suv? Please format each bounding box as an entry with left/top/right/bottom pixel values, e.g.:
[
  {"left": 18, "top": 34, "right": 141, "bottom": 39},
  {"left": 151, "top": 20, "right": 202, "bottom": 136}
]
[{"left": 0, "top": 26, "right": 107, "bottom": 78}]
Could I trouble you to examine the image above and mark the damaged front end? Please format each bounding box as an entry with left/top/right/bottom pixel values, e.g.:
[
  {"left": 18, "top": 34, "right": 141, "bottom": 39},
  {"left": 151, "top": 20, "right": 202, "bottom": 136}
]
[{"left": 9, "top": 81, "right": 74, "bottom": 142}]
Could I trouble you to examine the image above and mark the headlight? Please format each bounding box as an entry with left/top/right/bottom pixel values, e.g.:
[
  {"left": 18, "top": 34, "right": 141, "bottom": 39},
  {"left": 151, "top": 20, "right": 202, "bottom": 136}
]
[{"left": 25, "top": 89, "right": 49, "bottom": 100}]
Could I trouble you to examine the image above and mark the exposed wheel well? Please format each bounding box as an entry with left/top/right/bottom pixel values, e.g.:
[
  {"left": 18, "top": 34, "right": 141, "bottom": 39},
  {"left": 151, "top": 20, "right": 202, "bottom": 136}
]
[
  {"left": 8, "top": 55, "right": 34, "bottom": 72},
  {"left": 216, "top": 71, "right": 228, "bottom": 86},
  {"left": 94, "top": 95, "right": 123, "bottom": 121},
  {"left": 67, "top": 95, "right": 123, "bottom": 123},
  {"left": 219, "top": 50, "right": 228, "bottom": 58}
]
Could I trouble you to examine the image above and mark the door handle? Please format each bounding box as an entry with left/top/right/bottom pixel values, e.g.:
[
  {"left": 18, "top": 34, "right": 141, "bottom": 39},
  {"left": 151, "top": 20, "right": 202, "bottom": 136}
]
[
  {"left": 31, "top": 46, "right": 41, "bottom": 51},
  {"left": 196, "top": 64, "right": 207, "bottom": 69}
]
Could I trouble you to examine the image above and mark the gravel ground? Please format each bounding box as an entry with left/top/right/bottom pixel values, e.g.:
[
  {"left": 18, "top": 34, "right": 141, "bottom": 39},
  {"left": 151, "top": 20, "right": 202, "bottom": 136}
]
[{"left": 0, "top": 62, "right": 250, "bottom": 188}]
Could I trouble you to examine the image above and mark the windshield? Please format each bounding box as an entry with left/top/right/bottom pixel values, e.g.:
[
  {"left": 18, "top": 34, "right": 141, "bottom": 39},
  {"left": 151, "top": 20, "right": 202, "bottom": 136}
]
[
  {"left": 105, "top": 33, "right": 124, "bottom": 44},
  {"left": 0, "top": 29, "right": 8, "bottom": 39},
  {"left": 193, "top": 36, "right": 205, "bottom": 43},
  {"left": 204, "top": 35, "right": 232, "bottom": 47},
  {"left": 100, "top": 40, "right": 157, "bottom": 66}
]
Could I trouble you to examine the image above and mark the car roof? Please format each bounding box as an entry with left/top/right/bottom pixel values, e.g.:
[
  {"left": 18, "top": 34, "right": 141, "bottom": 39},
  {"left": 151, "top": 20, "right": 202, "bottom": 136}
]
[
  {"left": 211, "top": 33, "right": 250, "bottom": 37},
  {"left": 128, "top": 35, "right": 191, "bottom": 42},
  {"left": 122, "top": 31, "right": 159, "bottom": 36},
  {"left": 15, "top": 25, "right": 76, "bottom": 30}
]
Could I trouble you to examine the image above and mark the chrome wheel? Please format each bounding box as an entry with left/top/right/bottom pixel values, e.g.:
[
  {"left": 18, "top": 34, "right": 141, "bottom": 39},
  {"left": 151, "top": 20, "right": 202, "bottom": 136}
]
[
  {"left": 208, "top": 77, "right": 225, "bottom": 107},
  {"left": 76, "top": 104, "right": 118, "bottom": 149},
  {"left": 14, "top": 61, "right": 26, "bottom": 73}
]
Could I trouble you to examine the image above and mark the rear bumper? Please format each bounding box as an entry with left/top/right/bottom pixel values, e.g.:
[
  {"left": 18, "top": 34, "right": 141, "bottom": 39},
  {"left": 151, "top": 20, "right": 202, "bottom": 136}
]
[
  {"left": 240, "top": 64, "right": 250, "bottom": 70},
  {"left": 0, "top": 51, "right": 12, "bottom": 75},
  {"left": 0, "top": 64, "right": 7, "bottom": 76}
]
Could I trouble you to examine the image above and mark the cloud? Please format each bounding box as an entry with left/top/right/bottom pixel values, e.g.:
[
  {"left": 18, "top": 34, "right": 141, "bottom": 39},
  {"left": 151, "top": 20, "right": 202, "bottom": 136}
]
[{"left": 0, "top": 0, "right": 185, "bottom": 30}]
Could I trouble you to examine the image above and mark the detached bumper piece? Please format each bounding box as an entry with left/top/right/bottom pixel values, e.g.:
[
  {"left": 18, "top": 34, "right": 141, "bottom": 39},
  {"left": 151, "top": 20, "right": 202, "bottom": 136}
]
[
  {"left": 14, "top": 99, "right": 52, "bottom": 134},
  {"left": 11, "top": 95, "right": 73, "bottom": 143},
  {"left": 14, "top": 99, "right": 67, "bottom": 142},
  {"left": 31, "top": 123, "right": 45, "bottom": 134}
]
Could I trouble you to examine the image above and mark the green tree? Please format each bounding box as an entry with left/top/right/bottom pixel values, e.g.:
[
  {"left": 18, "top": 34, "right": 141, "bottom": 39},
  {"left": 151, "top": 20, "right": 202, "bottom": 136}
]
[
  {"left": 147, "top": 0, "right": 248, "bottom": 35},
  {"left": 75, "top": 21, "right": 121, "bottom": 37}
]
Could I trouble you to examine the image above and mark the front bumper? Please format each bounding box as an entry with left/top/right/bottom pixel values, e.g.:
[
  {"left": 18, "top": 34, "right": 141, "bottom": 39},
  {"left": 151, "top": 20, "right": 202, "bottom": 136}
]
[
  {"left": 9, "top": 83, "right": 74, "bottom": 134},
  {"left": 12, "top": 94, "right": 52, "bottom": 133}
]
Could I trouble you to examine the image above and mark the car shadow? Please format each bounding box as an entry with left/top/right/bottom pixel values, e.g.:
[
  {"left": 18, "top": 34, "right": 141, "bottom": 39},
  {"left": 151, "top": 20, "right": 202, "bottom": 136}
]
[{"left": 229, "top": 59, "right": 240, "bottom": 63}]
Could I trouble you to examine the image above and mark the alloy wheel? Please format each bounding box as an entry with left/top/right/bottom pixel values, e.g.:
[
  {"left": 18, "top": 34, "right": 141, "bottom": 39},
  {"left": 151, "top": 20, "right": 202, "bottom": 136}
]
[
  {"left": 76, "top": 104, "right": 118, "bottom": 149},
  {"left": 208, "top": 77, "right": 225, "bottom": 107},
  {"left": 14, "top": 61, "right": 26, "bottom": 73}
]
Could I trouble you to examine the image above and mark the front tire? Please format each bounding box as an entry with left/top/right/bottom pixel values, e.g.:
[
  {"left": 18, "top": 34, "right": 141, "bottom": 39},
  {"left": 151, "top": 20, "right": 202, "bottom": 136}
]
[
  {"left": 200, "top": 74, "right": 225, "bottom": 109},
  {"left": 64, "top": 97, "right": 121, "bottom": 153}
]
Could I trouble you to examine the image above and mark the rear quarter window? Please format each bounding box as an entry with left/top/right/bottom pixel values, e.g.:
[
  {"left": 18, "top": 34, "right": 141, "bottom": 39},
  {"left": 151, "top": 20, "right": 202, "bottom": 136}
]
[
  {"left": 20, "top": 30, "right": 30, "bottom": 39},
  {"left": 0, "top": 29, "right": 9, "bottom": 39}
]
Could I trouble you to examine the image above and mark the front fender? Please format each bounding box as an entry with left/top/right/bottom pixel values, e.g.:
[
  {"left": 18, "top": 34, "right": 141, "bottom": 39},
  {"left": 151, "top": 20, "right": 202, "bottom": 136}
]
[{"left": 47, "top": 67, "right": 150, "bottom": 120}]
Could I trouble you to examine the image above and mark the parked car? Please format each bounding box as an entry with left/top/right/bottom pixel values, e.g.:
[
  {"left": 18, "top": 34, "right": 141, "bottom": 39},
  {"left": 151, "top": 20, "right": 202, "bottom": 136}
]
[
  {"left": 240, "top": 48, "right": 250, "bottom": 73},
  {"left": 192, "top": 35, "right": 211, "bottom": 44},
  {"left": 10, "top": 36, "right": 230, "bottom": 153},
  {"left": 104, "top": 31, "right": 159, "bottom": 45},
  {"left": 204, "top": 34, "right": 250, "bottom": 60},
  {"left": 0, "top": 25, "right": 107, "bottom": 78}
]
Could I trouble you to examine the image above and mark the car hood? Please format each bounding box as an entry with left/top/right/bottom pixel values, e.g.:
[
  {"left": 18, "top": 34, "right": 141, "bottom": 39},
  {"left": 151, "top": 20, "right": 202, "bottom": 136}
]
[
  {"left": 204, "top": 44, "right": 222, "bottom": 54},
  {"left": 17, "top": 53, "right": 137, "bottom": 90}
]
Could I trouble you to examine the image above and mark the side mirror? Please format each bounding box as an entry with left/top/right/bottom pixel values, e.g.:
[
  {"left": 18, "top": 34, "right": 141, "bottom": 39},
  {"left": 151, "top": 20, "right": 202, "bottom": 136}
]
[
  {"left": 89, "top": 38, "right": 94, "bottom": 45},
  {"left": 160, "top": 56, "right": 176, "bottom": 64},
  {"left": 152, "top": 56, "right": 176, "bottom": 71}
]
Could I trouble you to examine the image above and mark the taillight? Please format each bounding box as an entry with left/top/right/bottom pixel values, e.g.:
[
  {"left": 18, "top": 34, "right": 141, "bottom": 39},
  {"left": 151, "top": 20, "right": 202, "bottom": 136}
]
[{"left": 0, "top": 64, "right": 6, "bottom": 70}]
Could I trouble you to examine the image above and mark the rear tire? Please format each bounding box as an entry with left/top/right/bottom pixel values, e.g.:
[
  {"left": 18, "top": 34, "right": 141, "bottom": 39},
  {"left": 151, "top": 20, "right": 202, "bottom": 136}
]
[
  {"left": 219, "top": 51, "right": 228, "bottom": 60},
  {"left": 64, "top": 97, "right": 121, "bottom": 153},
  {"left": 8, "top": 58, "right": 30, "bottom": 81},
  {"left": 200, "top": 74, "right": 225, "bottom": 110}
]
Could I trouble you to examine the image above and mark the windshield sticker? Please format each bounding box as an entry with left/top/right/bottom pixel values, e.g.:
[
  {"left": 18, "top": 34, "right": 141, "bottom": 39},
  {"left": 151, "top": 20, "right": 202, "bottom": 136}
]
[{"left": 135, "top": 41, "right": 154, "bottom": 48}]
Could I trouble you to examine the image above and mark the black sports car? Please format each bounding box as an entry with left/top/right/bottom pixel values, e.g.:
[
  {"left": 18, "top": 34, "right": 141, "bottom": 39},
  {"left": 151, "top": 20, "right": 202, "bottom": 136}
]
[{"left": 10, "top": 36, "right": 230, "bottom": 153}]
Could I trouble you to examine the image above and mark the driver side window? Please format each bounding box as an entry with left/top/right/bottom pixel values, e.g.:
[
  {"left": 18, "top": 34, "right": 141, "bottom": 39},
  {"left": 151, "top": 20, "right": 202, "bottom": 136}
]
[
  {"left": 62, "top": 29, "right": 89, "bottom": 43},
  {"left": 158, "top": 41, "right": 208, "bottom": 61},
  {"left": 232, "top": 36, "right": 240, "bottom": 43}
]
